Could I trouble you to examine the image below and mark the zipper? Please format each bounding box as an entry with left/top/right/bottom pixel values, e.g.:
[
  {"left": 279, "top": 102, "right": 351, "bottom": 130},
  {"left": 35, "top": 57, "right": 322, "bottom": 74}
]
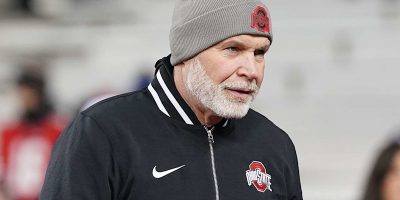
[{"left": 204, "top": 126, "right": 219, "bottom": 200}]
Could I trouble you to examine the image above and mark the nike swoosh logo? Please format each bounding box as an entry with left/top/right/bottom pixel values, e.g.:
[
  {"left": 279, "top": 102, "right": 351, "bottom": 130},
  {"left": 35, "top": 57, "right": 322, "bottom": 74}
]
[{"left": 152, "top": 165, "right": 185, "bottom": 178}]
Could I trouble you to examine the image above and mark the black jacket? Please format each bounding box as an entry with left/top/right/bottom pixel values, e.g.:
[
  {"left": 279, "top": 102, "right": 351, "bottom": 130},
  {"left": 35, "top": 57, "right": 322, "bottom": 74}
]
[{"left": 40, "top": 56, "right": 302, "bottom": 200}]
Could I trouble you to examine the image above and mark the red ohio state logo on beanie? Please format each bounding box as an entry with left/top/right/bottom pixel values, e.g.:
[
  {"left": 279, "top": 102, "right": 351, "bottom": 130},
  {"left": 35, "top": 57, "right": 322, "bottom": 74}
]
[
  {"left": 251, "top": 6, "right": 271, "bottom": 33},
  {"left": 245, "top": 161, "right": 272, "bottom": 192}
]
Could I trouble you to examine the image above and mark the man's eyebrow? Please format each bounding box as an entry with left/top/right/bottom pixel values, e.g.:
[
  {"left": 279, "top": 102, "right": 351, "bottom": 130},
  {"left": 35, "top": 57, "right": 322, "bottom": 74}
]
[{"left": 219, "top": 40, "right": 244, "bottom": 47}]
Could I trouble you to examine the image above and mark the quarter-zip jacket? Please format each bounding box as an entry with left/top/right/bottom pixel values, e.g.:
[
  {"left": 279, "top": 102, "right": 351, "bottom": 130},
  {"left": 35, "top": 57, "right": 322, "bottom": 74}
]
[{"left": 40, "top": 55, "right": 303, "bottom": 200}]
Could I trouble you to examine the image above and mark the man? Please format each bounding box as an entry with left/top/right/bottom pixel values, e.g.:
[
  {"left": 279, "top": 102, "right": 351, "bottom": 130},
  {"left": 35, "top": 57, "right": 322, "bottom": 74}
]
[
  {"left": 40, "top": 0, "right": 303, "bottom": 199},
  {"left": 1, "top": 67, "right": 65, "bottom": 200}
]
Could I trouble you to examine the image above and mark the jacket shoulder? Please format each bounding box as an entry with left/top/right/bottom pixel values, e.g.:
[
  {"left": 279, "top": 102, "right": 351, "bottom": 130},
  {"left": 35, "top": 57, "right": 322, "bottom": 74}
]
[
  {"left": 81, "top": 90, "right": 152, "bottom": 120},
  {"left": 243, "top": 109, "right": 294, "bottom": 143}
]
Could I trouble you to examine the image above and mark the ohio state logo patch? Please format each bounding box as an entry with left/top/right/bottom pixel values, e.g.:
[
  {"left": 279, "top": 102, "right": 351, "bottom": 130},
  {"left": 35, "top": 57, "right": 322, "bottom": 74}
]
[
  {"left": 245, "top": 161, "right": 272, "bottom": 192},
  {"left": 251, "top": 6, "right": 271, "bottom": 33}
]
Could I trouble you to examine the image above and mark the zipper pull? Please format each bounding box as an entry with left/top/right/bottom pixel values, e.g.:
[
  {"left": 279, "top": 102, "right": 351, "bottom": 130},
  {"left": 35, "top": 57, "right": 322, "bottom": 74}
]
[{"left": 204, "top": 126, "right": 215, "bottom": 143}]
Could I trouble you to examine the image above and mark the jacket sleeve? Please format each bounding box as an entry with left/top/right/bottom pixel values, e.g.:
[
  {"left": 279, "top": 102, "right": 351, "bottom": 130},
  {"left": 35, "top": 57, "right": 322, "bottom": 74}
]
[
  {"left": 40, "top": 113, "right": 113, "bottom": 200},
  {"left": 285, "top": 137, "right": 303, "bottom": 200}
]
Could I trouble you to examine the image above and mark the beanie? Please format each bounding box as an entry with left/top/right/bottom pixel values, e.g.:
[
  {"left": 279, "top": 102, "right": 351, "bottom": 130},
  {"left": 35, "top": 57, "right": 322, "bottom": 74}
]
[{"left": 169, "top": 0, "right": 273, "bottom": 66}]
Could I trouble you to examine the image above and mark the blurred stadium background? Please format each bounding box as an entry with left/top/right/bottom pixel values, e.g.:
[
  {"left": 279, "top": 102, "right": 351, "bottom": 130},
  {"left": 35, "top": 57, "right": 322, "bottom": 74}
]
[{"left": 0, "top": 0, "right": 399, "bottom": 199}]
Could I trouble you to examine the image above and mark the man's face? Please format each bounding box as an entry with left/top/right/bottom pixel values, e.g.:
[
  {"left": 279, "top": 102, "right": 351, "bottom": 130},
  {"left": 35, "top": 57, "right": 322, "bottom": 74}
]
[
  {"left": 382, "top": 150, "right": 400, "bottom": 200},
  {"left": 17, "top": 85, "right": 41, "bottom": 112},
  {"left": 184, "top": 35, "right": 270, "bottom": 119}
]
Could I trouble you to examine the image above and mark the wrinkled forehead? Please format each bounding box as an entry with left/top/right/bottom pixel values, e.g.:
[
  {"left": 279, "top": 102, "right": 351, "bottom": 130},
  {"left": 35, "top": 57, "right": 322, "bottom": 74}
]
[{"left": 212, "top": 35, "right": 271, "bottom": 50}]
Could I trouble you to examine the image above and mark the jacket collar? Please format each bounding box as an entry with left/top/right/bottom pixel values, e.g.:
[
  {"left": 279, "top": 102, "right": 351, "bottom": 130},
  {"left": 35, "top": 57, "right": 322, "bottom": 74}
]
[{"left": 147, "top": 55, "right": 230, "bottom": 128}]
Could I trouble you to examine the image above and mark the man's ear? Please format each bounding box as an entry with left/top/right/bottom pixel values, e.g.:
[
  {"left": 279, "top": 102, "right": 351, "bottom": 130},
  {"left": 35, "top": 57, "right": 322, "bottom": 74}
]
[
  {"left": 179, "top": 57, "right": 196, "bottom": 69},
  {"left": 174, "top": 62, "right": 185, "bottom": 69}
]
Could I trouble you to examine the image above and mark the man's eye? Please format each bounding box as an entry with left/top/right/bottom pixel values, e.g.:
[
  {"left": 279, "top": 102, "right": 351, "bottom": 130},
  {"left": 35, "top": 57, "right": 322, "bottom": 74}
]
[
  {"left": 254, "top": 49, "right": 266, "bottom": 56},
  {"left": 225, "top": 47, "right": 239, "bottom": 52}
]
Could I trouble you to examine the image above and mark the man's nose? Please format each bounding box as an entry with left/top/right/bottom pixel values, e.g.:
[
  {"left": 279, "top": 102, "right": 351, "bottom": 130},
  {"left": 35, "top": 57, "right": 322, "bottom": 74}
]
[{"left": 236, "top": 53, "right": 259, "bottom": 81}]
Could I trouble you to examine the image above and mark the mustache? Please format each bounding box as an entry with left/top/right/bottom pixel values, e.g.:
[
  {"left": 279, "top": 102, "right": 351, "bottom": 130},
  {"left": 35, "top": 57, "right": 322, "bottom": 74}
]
[{"left": 221, "top": 80, "right": 259, "bottom": 92}]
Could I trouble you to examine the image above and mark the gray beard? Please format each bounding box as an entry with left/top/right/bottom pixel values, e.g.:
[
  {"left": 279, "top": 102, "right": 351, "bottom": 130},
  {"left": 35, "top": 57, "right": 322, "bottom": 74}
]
[{"left": 185, "top": 57, "right": 259, "bottom": 119}]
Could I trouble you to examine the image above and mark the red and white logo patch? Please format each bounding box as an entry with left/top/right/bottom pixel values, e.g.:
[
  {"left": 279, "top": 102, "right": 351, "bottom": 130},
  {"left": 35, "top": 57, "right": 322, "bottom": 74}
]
[
  {"left": 245, "top": 161, "right": 272, "bottom": 192},
  {"left": 251, "top": 6, "right": 271, "bottom": 33}
]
